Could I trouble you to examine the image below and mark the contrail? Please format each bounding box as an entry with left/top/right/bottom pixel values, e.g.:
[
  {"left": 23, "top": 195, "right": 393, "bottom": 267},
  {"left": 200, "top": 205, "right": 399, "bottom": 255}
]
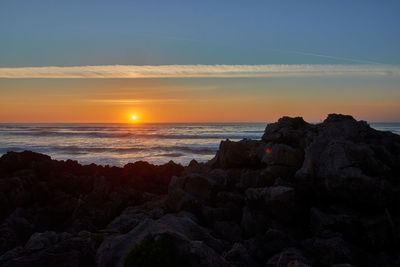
[{"left": 272, "top": 49, "right": 383, "bottom": 65}]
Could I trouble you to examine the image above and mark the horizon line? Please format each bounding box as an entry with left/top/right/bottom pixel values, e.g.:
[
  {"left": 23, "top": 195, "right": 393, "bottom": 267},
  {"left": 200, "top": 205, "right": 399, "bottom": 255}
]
[{"left": 1, "top": 121, "right": 399, "bottom": 124}]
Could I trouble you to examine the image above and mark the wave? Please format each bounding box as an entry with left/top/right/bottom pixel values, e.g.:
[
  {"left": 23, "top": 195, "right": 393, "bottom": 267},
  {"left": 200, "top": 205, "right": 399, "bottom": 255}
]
[
  {"left": 156, "top": 146, "right": 216, "bottom": 154},
  {"left": 156, "top": 153, "right": 185, "bottom": 157},
  {"left": 2, "top": 130, "right": 260, "bottom": 140},
  {"left": 243, "top": 130, "right": 264, "bottom": 133},
  {"left": 1, "top": 145, "right": 217, "bottom": 156}
]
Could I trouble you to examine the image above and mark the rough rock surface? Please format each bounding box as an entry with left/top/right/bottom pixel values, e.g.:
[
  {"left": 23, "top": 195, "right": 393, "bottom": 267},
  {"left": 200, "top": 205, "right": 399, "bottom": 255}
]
[
  {"left": 1, "top": 114, "right": 399, "bottom": 266},
  {"left": 0, "top": 152, "right": 183, "bottom": 266}
]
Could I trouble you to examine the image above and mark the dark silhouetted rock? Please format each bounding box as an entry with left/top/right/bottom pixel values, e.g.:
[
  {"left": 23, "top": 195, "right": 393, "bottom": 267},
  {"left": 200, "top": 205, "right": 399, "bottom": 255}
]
[
  {"left": 213, "top": 221, "right": 242, "bottom": 242},
  {"left": 97, "top": 214, "right": 226, "bottom": 267},
  {"left": 266, "top": 247, "right": 311, "bottom": 267},
  {"left": 223, "top": 242, "right": 259, "bottom": 267},
  {"left": 210, "top": 139, "right": 265, "bottom": 168},
  {"left": 262, "top": 116, "right": 315, "bottom": 149},
  {"left": 245, "top": 228, "right": 295, "bottom": 262},
  {"left": 302, "top": 235, "right": 354, "bottom": 266},
  {"left": 2, "top": 114, "right": 400, "bottom": 266},
  {"left": 261, "top": 143, "right": 304, "bottom": 169}
]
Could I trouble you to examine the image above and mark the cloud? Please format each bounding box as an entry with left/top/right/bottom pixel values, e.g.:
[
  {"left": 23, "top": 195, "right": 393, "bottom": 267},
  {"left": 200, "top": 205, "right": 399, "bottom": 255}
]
[
  {"left": 87, "top": 98, "right": 185, "bottom": 104},
  {"left": 0, "top": 64, "right": 399, "bottom": 78}
]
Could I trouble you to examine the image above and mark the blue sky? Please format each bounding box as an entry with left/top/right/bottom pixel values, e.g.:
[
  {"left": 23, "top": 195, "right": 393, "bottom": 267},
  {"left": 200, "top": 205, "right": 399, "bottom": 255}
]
[
  {"left": 0, "top": 1, "right": 399, "bottom": 122},
  {"left": 1, "top": 0, "right": 399, "bottom": 67}
]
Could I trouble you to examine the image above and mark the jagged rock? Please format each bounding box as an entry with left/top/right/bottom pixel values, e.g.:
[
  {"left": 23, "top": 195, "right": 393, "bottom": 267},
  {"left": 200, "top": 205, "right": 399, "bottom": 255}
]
[
  {"left": 0, "top": 246, "right": 23, "bottom": 263},
  {"left": 158, "top": 214, "right": 223, "bottom": 252},
  {"left": 266, "top": 247, "right": 310, "bottom": 267},
  {"left": 223, "top": 242, "right": 259, "bottom": 267},
  {"left": 210, "top": 139, "right": 265, "bottom": 168},
  {"left": 245, "top": 228, "right": 295, "bottom": 262},
  {"left": 97, "top": 219, "right": 168, "bottom": 267},
  {"left": 262, "top": 116, "right": 315, "bottom": 149},
  {"left": 0, "top": 175, "right": 34, "bottom": 221},
  {"left": 213, "top": 221, "right": 242, "bottom": 242},
  {"left": 302, "top": 235, "right": 353, "bottom": 266},
  {"left": 296, "top": 114, "right": 400, "bottom": 208},
  {"left": 244, "top": 187, "right": 264, "bottom": 204},
  {"left": 237, "top": 169, "right": 276, "bottom": 189},
  {"left": 200, "top": 204, "right": 242, "bottom": 226},
  {"left": 216, "top": 191, "right": 244, "bottom": 205},
  {"left": 1, "top": 114, "right": 400, "bottom": 266},
  {"left": 167, "top": 175, "right": 199, "bottom": 212},
  {"left": 261, "top": 143, "right": 304, "bottom": 169},
  {"left": 179, "top": 239, "right": 231, "bottom": 267},
  {"left": 0, "top": 150, "right": 183, "bottom": 258},
  {"left": 97, "top": 214, "right": 225, "bottom": 267},
  {"left": 0, "top": 235, "right": 96, "bottom": 267},
  {"left": 184, "top": 159, "right": 205, "bottom": 174},
  {"left": 182, "top": 174, "right": 218, "bottom": 201},
  {"left": 0, "top": 208, "right": 36, "bottom": 255},
  {"left": 0, "top": 151, "right": 51, "bottom": 174},
  {"left": 106, "top": 196, "right": 165, "bottom": 234},
  {"left": 245, "top": 185, "right": 295, "bottom": 224},
  {"left": 25, "top": 231, "right": 58, "bottom": 251},
  {"left": 167, "top": 170, "right": 228, "bottom": 213},
  {"left": 361, "top": 214, "right": 398, "bottom": 252},
  {"left": 240, "top": 206, "right": 269, "bottom": 237},
  {"left": 309, "top": 207, "right": 365, "bottom": 245}
]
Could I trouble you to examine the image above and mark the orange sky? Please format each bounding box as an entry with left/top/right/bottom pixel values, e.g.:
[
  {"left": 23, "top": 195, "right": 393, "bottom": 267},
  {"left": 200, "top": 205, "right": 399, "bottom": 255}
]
[{"left": 1, "top": 76, "right": 399, "bottom": 123}]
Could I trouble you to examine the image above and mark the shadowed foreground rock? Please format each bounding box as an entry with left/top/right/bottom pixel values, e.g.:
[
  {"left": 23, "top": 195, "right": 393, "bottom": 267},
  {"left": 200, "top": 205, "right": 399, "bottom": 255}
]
[{"left": 1, "top": 114, "right": 399, "bottom": 267}]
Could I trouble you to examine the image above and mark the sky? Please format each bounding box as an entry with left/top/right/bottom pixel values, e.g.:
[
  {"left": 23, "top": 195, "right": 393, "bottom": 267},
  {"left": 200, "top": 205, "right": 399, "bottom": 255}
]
[{"left": 0, "top": 0, "right": 399, "bottom": 122}]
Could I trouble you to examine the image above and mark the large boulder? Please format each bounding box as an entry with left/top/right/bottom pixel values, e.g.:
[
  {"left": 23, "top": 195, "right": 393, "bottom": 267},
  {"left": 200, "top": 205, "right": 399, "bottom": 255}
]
[
  {"left": 210, "top": 139, "right": 265, "bottom": 169},
  {"left": 261, "top": 143, "right": 304, "bottom": 169},
  {"left": 25, "top": 231, "right": 59, "bottom": 252},
  {"left": 0, "top": 151, "right": 51, "bottom": 174},
  {"left": 167, "top": 170, "right": 228, "bottom": 212},
  {"left": 236, "top": 168, "right": 276, "bottom": 189},
  {"left": 302, "top": 235, "right": 354, "bottom": 266},
  {"left": 223, "top": 242, "right": 259, "bottom": 267},
  {"left": 245, "top": 228, "right": 295, "bottom": 262},
  {"left": 296, "top": 114, "right": 400, "bottom": 208},
  {"left": 0, "top": 232, "right": 96, "bottom": 267},
  {"left": 97, "top": 214, "right": 225, "bottom": 267},
  {"left": 0, "top": 208, "right": 36, "bottom": 255},
  {"left": 245, "top": 185, "right": 295, "bottom": 224},
  {"left": 213, "top": 221, "right": 242, "bottom": 242},
  {"left": 105, "top": 197, "right": 165, "bottom": 234},
  {"left": 262, "top": 116, "right": 315, "bottom": 149},
  {"left": 266, "top": 247, "right": 311, "bottom": 267}
]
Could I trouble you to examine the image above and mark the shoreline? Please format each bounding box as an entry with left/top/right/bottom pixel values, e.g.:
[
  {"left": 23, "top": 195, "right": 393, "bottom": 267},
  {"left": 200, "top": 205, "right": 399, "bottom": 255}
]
[{"left": 1, "top": 121, "right": 399, "bottom": 168}]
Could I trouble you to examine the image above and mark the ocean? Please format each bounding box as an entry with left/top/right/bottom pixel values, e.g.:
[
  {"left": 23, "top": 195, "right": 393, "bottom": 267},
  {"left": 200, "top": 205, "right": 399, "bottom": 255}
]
[{"left": 0, "top": 122, "right": 399, "bottom": 166}]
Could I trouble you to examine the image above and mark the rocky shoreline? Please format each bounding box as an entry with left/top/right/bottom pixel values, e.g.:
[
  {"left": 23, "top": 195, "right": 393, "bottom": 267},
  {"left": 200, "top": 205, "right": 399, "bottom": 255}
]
[{"left": 1, "top": 114, "right": 399, "bottom": 267}]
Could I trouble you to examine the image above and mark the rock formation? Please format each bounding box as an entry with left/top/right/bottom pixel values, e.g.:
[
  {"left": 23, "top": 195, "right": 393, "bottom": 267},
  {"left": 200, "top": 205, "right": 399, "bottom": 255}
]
[{"left": 1, "top": 114, "right": 399, "bottom": 266}]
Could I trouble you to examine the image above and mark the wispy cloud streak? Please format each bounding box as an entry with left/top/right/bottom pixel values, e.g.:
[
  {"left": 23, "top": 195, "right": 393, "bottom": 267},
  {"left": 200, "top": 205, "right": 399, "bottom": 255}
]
[
  {"left": 285, "top": 51, "right": 382, "bottom": 65},
  {"left": 88, "top": 98, "right": 184, "bottom": 104},
  {"left": 0, "top": 64, "right": 399, "bottom": 78}
]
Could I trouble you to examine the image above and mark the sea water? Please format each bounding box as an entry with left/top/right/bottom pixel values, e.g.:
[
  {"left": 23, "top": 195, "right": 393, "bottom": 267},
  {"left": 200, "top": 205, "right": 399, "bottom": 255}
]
[{"left": 0, "top": 122, "right": 399, "bottom": 166}]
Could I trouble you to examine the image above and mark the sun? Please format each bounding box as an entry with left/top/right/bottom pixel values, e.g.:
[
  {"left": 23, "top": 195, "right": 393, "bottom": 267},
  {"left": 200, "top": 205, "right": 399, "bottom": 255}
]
[{"left": 131, "top": 115, "right": 137, "bottom": 121}]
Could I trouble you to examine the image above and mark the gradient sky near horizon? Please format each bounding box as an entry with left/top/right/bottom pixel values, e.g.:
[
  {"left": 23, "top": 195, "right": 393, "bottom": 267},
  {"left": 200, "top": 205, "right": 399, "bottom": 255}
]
[{"left": 1, "top": 0, "right": 400, "bottom": 123}]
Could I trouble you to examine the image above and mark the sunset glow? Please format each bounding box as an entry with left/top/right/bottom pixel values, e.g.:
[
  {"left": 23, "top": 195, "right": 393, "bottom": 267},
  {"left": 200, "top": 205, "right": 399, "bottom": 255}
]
[
  {"left": 1, "top": 1, "right": 399, "bottom": 123},
  {"left": 1, "top": 2, "right": 400, "bottom": 266}
]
